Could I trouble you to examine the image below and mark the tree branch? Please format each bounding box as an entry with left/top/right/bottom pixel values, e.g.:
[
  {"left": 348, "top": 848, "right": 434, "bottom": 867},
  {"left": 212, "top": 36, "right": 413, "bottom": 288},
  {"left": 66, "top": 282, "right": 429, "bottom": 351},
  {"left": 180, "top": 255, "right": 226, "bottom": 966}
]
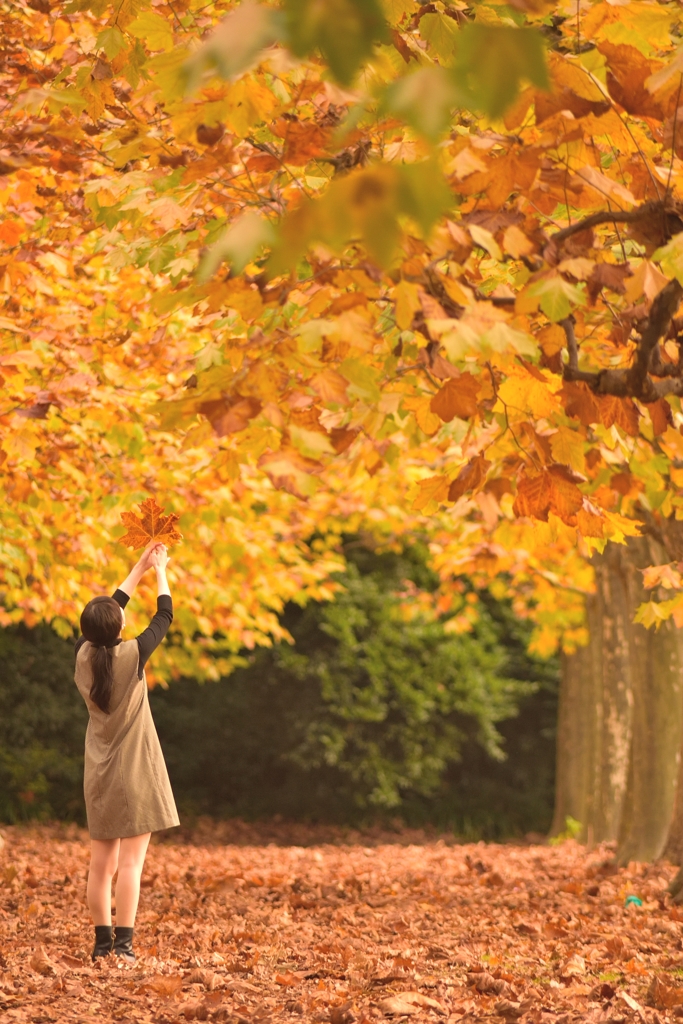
[
  {"left": 560, "top": 316, "right": 578, "bottom": 370},
  {"left": 550, "top": 201, "right": 665, "bottom": 246},
  {"left": 627, "top": 278, "right": 683, "bottom": 396},
  {"left": 562, "top": 278, "right": 683, "bottom": 400}
]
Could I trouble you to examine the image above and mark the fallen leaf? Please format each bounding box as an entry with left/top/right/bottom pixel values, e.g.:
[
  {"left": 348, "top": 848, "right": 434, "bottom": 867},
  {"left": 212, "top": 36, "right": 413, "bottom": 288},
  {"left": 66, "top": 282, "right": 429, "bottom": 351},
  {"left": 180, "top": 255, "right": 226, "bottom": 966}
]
[
  {"left": 560, "top": 953, "right": 586, "bottom": 978},
  {"left": 379, "top": 991, "right": 446, "bottom": 1015},
  {"left": 29, "top": 946, "right": 57, "bottom": 976}
]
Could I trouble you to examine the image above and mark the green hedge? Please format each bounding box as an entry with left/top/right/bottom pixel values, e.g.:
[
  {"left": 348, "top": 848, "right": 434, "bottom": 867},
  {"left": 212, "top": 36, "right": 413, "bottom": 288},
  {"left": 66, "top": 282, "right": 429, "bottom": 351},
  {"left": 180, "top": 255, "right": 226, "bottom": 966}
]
[
  {"left": 0, "top": 545, "right": 559, "bottom": 837},
  {"left": 0, "top": 623, "right": 87, "bottom": 822}
]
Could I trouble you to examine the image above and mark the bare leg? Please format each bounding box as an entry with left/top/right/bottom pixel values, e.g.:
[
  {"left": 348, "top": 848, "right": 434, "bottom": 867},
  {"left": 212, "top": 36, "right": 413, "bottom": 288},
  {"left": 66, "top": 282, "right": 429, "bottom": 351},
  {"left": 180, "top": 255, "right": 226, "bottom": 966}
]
[
  {"left": 115, "top": 833, "right": 151, "bottom": 927},
  {"left": 87, "top": 839, "right": 120, "bottom": 926}
]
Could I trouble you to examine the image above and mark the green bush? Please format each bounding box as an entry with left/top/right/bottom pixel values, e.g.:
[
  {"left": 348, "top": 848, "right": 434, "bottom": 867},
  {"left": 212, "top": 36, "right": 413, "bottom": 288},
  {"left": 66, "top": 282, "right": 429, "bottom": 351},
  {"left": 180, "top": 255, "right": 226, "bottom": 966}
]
[
  {"left": 150, "top": 547, "right": 559, "bottom": 834},
  {"left": 0, "top": 624, "right": 87, "bottom": 822}
]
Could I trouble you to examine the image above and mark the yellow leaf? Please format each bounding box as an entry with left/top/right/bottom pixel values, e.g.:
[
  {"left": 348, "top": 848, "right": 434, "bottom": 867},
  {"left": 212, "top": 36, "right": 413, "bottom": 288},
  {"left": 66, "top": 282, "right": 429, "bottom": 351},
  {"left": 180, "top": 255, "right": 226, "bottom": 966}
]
[
  {"left": 578, "top": 166, "right": 635, "bottom": 207},
  {"left": 468, "top": 223, "right": 502, "bottom": 261},
  {"left": 412, "top": 474, "right": 450, "bottom": 510},
  {"left": 2, "top": 425, "right": 39, "bottom": 462},
  {"left": 128, "top": 11, "right": 174, "bottom": 51},
  {"left": 440, "top": 276, "right": 474, "bottom": 307},
  {"left": 289, "top": 425, "right": 335, "bottom": 459},
  {"left": 225, "top": 78, "right": 278, "bottom": 137},
  {"left": 452, "top": 148, "right": 488, "bottom": 179},
  {"left": 393, "top": 280, "right": 421, "bottom": 331},
  {"left": 403, "top": 395, "right": 442, "bottom": 435},
  {"left": 558, "top": 257, "right": 595, "bottom": 281},
  {"left": 497, "top": 372, "right": 559, "bottom": 420},
  {"left": 503, "top": 224, "right": 534, "bottom": 259},
  {"left": 224, "top": 279, "right": 263, "bottom": 321},
  {"left": 550, "top": 426, "right": 586, "bottom": 474},
  {"left": 660, "top": 425, "right": 683, "bottom": 460},
  {"left": 623, "top": 261, "right": 669, "bottom": 304}
]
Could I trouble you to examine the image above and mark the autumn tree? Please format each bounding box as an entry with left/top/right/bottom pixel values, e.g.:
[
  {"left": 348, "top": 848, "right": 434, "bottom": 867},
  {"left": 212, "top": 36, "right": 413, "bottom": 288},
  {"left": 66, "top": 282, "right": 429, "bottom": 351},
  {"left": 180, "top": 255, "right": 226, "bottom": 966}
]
[{"left": 7, "top": 0, "right": 683, "bottom": 858}]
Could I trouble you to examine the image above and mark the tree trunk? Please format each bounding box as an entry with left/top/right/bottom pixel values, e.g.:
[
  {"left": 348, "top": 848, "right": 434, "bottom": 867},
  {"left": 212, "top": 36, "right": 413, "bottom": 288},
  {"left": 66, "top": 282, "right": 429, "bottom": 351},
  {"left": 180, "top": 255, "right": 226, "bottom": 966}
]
[
  {"left": 550, "top": 602, "right": 599, "bottom": 841},
  {"left": 551, "top": 534, "right": 683, "bottom": 864},
  {"left": 591, "top": 542, "right": 635, "bottom": 844},
  {"left": 619, "top": 580, "right": 683, "bottom": 863}
]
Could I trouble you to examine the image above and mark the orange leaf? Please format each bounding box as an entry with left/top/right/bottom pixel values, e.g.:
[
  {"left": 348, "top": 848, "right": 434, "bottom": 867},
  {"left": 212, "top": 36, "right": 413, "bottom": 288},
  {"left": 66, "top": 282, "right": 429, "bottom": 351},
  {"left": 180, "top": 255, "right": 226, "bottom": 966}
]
[
  {"left": 310, "top": 369, "right": 349, "bottom": 405},
  {"left": 403, "top": 395, "right": 442, "bottom": 435},
  {"left": 0, "top": 220, "right": 25, "bottom": 245},
  {"left": 448, "top": 456, "right": 491, "bottom": 501},
  {"left": 119, "top": 498, "right": 183, "bottom": 550},
  {"left": 330, "top": 427, "right": 359, "bottom": 453},
  {"left": 199, "top": 395, "right": 262, "bottom": 436},
  {"left": 548, "top": 465, "right": 584, "bottom": 524},
  {"left": 412, "top": 474, "right": 450, "bottom": 510},
  {"left": 429, "top": 374, "right": 479, "bottom": 422},
  {"left": 645, "top": 398, "right": 672, "bottom": 437},
  {"left": 258, "top": 447, "right": 321, "bottom": 497},
  {"left": 560, "top": 381, "right": 603, "bottom": 426},
  {"left": 513, "top": 471, "right": 553, "bottom": 521},
  {"left": 577, "top": 504, "right": 605, "bottom": 538},
  {"left": 598, "top": 395, "right": 640, "bottom": 436}
]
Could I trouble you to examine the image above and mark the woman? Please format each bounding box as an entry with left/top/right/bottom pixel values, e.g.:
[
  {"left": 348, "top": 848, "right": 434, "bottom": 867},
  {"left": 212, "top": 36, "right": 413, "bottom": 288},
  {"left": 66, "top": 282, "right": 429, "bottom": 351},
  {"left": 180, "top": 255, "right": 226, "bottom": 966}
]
[{"left": 74, "top": 541, "right": 179, "bottom": 963}]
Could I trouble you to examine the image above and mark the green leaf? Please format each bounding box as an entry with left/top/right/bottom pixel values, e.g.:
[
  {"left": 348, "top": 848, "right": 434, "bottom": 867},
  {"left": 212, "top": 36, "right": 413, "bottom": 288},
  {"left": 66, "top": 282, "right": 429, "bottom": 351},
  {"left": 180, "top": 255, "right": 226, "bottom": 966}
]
[
  {"left": 382, "top": 67, "right": 459, "bottom": 142},
  {"left": 127, "top": 11, "right": 174, "bottom": 52},
  {"left": 182, "top": 0, "right": 280, "bottom": 93},
  {"left": 654, "top": 232, "right": 683, "bottom": 285},
  {"left": 418, "top": 12, "right": 460, "bottom": 65},
  {"left": 338, "top": 359, "right": 381, "bottom": 402},
  {"left": 96, "top": 26, "right": 127, "bottom": 59},
  {"left": 284, "top": 0, "right": 389, "bottom": 85},
  {"left": 527, "top": 276, "right": 585, "bottom": 323},
  {"left": 198, "top": 213, "right": 275, "bottom": 280},
  {"left": 396, "top": 159, "right": 453, "bottom": 236},
  {"left": 382, "top": 0, "right": 416, "bottom": 27},
  {"left": 451, "top": 24, "right": 549, "bottom": 119},
  {"left": 269, "top": 160, "right": 451, "bottom": 272},
  {"left": 290, "top": 425, "right": 335, "bottom": 458}
]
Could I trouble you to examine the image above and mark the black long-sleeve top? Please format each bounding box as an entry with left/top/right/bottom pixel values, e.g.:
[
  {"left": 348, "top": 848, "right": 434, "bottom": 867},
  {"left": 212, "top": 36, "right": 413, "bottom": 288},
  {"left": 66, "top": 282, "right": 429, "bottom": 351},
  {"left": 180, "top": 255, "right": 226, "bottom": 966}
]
[{"left": 74, "top": 589, "right": 173, "bottom": 679}]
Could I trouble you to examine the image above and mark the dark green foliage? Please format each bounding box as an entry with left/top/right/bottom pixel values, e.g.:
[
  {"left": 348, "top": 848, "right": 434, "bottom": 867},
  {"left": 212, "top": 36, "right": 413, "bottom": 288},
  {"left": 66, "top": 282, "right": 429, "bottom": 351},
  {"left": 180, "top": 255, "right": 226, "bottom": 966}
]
[
  {"left": 399, "top": 593, "right": 559, "bottom": 838},
  {"left": 0, "top": 624, "right": 87, "bottom": 822},
  {"left": 150, "top": 547, "right": 559, "bottom": 834},
  {"left": 0, "top": 545, "right": 560, "bottom": 836}
]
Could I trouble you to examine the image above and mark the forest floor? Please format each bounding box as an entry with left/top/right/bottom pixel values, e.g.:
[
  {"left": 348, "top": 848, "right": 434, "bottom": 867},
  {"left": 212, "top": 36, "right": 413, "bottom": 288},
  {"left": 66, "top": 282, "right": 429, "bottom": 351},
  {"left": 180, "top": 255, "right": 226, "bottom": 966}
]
[{"left": 2, "top": 823, "right": 683, "bottom": 1024}]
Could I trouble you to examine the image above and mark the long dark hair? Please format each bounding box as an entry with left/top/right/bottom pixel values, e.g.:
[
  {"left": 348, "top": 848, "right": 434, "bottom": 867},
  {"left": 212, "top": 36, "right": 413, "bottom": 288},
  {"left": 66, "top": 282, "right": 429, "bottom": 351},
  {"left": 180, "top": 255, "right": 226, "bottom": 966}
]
[{"left": 80, "top": 596, "right": 122, "bottom": 713}]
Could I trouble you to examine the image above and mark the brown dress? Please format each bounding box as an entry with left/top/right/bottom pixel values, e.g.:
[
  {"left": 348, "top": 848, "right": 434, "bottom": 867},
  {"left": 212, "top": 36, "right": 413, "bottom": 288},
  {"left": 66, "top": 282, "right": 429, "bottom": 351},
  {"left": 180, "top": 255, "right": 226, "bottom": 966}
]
[{"left": 74, "top": 604, "right": 179, "bottom": 840}]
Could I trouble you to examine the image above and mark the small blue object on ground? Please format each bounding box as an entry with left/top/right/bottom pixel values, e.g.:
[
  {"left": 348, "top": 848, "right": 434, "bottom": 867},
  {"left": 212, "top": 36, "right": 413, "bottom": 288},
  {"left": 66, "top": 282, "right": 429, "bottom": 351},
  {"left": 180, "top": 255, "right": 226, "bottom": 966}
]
[{"left": 624, "top": 895, "right": 643, "bottom": 907}]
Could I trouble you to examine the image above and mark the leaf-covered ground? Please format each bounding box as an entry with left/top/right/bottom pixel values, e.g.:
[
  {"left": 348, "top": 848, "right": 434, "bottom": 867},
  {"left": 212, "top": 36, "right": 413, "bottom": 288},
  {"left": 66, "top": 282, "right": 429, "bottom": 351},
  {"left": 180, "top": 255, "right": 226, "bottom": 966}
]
[{"left": 2, "top": 823, "right": 683, "bottom": 1024}]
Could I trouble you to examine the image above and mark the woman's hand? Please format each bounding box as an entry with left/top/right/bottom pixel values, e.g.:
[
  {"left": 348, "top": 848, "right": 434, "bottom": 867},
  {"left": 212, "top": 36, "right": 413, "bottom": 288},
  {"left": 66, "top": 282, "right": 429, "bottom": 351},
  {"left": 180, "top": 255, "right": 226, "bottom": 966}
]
[
  {"left": 151, "top": 544, "right": 171, "bottom": 598},
  {"left": 150, "top": 544, "right": 170, "bottom": 572},
  {"left": 137, "top": 540, "right": 163, "bottom": 572},
  {"left": 118, "top": 541, "right": 163, "bottom": 599}
]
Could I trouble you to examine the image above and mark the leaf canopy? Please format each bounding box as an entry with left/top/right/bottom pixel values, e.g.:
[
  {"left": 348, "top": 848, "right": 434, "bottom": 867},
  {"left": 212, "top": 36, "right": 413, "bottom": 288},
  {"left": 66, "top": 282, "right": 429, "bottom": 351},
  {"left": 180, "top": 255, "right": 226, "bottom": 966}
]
[{"left": 4, "top": 0, "right": 683, "bottom": 670}]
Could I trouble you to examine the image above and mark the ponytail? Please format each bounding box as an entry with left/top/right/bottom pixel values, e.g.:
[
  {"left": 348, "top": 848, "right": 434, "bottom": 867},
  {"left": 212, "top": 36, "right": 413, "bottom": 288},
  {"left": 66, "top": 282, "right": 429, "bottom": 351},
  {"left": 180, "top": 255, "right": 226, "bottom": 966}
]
[
  {"left": 79, "top": 596, "right": 123, "bottom": 714},
  {"left": 89, "top": 645, "right": 115, "bottom": 714}
]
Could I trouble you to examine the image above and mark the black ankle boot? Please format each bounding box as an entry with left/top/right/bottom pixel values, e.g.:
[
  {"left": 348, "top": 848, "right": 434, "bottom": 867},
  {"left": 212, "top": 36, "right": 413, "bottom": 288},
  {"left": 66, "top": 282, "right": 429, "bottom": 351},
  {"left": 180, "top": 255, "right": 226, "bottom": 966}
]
[
  {"left": 92, "top": 925, "right": 113, "bottom": 961},
  {"left": 113, "top": 926, "right": 135, "bottom": 962}
]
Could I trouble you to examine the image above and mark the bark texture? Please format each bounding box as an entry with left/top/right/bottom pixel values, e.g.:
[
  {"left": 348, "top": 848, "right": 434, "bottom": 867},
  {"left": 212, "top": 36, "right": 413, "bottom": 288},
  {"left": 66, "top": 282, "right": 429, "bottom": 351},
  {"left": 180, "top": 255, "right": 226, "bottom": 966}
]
[
  {"left": 550, "top": 607, "right": 598, "bottom": 839},
  {"left": 551, "top": 534, "right": 683, "bottom": 864}
]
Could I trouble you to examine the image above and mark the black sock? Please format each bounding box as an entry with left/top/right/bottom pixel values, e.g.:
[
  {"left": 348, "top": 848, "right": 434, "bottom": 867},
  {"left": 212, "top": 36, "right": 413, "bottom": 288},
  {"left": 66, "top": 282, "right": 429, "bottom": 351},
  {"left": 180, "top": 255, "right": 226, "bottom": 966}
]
[
  {"left": 92, "top": 925, "right": 113, "bottom": 960},
  {"left": 113, "top": 926, "right": 134, "bottom": 957}
]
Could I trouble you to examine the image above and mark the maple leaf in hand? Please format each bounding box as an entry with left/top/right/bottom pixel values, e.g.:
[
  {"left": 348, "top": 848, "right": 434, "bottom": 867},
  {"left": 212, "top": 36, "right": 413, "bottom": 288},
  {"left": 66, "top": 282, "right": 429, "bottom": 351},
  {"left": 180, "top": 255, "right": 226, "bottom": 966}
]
[{"left": 119, "top": 498, "right": 182, "bottom": 550}]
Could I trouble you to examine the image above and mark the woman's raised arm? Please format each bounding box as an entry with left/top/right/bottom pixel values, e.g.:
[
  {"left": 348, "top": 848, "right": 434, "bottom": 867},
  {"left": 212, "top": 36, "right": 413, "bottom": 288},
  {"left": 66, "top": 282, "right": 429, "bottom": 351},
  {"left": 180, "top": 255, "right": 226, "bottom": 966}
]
[
  {"left": 117, "top": 541, "right": 160, "bottom": 599},
  {"left": 134, "top": 545, "right": 173, "bottom": 677}
]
